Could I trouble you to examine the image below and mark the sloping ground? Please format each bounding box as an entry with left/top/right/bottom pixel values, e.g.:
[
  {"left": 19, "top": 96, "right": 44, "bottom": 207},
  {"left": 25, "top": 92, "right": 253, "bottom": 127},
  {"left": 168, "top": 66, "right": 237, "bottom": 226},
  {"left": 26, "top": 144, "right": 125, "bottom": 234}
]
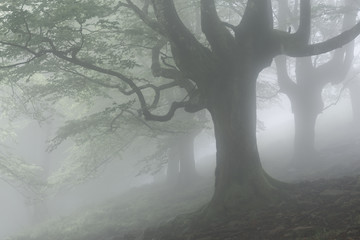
[
  {"left": 7, "top": 180, "right": 213, "bottom": 240},
  {"left": 141, "top": 137, "right": 360, "bottom": 240},
  {"left": 8, "top": 137, "right": 360, "bottom": 240},
  {"left": 265, "top": 136, "right": 360, "bottom": 183},
  {"left": 143, "top": 176, "right": 360, "bottom": 240}
]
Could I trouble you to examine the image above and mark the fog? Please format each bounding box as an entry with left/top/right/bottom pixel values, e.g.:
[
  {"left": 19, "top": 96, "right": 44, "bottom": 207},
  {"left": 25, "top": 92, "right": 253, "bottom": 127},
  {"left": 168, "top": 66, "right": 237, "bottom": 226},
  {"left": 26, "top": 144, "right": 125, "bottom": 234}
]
[
  {"left": 0, "top": 120, "right": 154, "bottom": 238},
  {"left": 1, "top": 1, "right": 360, "bottom": 239},
  {"left": 259, "top": 97, "right": 356, "bottom": 181},
  {"left": 1, "top": 89, "right": 359, "bottom": 239}
]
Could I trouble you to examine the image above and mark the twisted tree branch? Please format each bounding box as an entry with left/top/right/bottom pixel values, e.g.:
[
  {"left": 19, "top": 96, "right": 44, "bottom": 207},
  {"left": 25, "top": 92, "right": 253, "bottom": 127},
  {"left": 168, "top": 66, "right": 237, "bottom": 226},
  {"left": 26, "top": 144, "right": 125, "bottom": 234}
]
[{"left": 200, "top": 0, "right": 235, "bottom": 57}]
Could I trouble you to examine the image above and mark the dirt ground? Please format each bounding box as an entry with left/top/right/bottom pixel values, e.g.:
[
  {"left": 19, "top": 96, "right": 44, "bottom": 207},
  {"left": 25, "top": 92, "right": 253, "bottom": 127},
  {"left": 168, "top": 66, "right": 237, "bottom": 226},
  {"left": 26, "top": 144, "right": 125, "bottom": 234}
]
[
  {"left": 121, "top": 136, "right": 360, "bottom": 240},
  {"left": 131, "top": 176, "right": 360, "bottom": 240}
]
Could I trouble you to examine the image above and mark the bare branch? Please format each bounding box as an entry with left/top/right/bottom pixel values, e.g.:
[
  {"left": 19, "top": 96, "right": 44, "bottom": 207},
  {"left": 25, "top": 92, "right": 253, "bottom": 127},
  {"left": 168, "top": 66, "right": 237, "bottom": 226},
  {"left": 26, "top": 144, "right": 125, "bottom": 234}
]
[
  {"left": 0, "top": 40, "right": 44, "bottom": 56},
  {"left": 322, "top": 85, "right": 347, "bottom": 112},
  {"left": 313, "top": 3, "right": 356, "bottom": 84},
  {"left": 110, "top": 110, "right": 124, "bottom": 131},
  {"left": 124, "top": 109, "right": 155, "bottom": 131},
  {"left": 278, "top": 21, "right": 360, "bottom": 57},
  {"left": 151, "top": 0, "right": 212, "bottom": 82},
  {"left": 200, "top": 0, "right": 235, "bottom": 57},
  {"left": 59, "top": 67, "right": 177, "bottom": 109},
  {"left": 293, "top": 0, "right": 311, "bottom": 43},
  {"left": 22, "top": 13, "right": 32, "bottom": 47},
  {"left": 143, "top": 101, "right": 188, "bottom": 121},
  {"left": 0, "top": 55, "right": 43, "bottom": 68},
  {"left": 151, "top": 38, "right": 195, "bottom": 93}
]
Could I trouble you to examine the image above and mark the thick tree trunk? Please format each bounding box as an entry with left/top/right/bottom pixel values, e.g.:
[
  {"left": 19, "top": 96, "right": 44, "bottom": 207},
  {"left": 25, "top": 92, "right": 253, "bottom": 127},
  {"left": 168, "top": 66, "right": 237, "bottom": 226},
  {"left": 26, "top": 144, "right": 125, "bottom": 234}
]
[
  {"left": 292, "top": 107, "right": 318, "bottom": 163},
  {"left": 290, "top": 86, "right": 323, "bottom": 166},
  {"left": 205, "top": 70, "right": 278, "bottom": 215}
]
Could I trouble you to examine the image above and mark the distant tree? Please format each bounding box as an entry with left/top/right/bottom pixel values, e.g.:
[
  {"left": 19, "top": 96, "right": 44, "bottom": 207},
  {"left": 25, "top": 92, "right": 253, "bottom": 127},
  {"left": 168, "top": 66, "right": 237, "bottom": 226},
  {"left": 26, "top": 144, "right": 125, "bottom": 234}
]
[
  {"left": 147, "top": 110, "right": 207, "bottom": 186},
  {"left": 348, "top": 77, "right": 360, "bottom": 130},
  {"left": 341, "top": 61, "right": 360, "bottom": 132},
  {"left": 275, "top": 0, "right": 356, "bottom": 165},
  {"left": 0, "top": 81, "right": 53, "bottom": 225},
  {"left": 1, "top": 1, "right": 360, "bottom": 228}
]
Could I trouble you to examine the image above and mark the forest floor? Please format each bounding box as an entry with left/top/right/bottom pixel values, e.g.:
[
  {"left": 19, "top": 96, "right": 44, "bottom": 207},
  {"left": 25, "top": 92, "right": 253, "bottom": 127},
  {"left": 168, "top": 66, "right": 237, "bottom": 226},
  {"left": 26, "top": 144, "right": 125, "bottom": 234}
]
[
  {"left": 161, "top": 136, "right": 360, "bottom": 240},
  {"left": 145, "top": 175, "right": 360, "bottom": 240},
  {"left": 8, "top": 135, "right": 360, "bottom": 240}
]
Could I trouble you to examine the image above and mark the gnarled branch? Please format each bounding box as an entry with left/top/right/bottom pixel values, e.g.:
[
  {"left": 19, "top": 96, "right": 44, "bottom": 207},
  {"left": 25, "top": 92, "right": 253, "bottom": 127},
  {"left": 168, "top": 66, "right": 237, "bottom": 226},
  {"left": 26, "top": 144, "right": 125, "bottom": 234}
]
[
  {"left": 200, "top": 0, "right": 235, "bottom": 57},
  {"left": 151, "top": 0, "right": 212, "bottom": 82},
  {"left": 151, "top": 38, "right": 195, "bottom": 93},
  {"left": 311, "top": 2, "right": 357, "bottom": 83},
  {"left": 143, "top": 100, "right": 200, "bottom": 122},
  {"left": 278, "top": 20, "right": 360, "bottom": 57}
]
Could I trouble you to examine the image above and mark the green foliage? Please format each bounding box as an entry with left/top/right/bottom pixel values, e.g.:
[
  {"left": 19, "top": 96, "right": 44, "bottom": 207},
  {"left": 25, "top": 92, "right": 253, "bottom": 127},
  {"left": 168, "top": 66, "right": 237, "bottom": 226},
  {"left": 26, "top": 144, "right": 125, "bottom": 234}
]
[
  {"left": 0, "top": 80, "right": 49, "bottom": 199},
  {"left": 0, "top": 147, "right": 45, "bottom": 200},
  {"left": 0, "top": 0, "right": 211, "bottom": 205}
]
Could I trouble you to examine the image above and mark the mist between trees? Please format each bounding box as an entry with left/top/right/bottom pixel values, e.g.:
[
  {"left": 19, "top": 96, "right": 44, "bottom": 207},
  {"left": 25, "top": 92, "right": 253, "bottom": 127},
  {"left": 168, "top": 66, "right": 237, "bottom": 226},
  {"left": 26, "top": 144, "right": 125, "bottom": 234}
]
[{"left": 1, "top": 0, "right": 360, "bottom": 239}]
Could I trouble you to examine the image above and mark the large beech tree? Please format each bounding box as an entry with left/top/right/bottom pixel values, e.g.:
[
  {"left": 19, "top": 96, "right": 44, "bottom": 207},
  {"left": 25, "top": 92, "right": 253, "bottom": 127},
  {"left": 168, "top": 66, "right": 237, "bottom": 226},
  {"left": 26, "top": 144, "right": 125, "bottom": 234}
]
[
  {"left": 1, "top": 0, "right": 360, "bottom": 217},
  {"left": 275, "top": 0, "right": 356, "bottom": 165},
  {"left": 143, "top": 0, "right": 360, "bottom": 213}
]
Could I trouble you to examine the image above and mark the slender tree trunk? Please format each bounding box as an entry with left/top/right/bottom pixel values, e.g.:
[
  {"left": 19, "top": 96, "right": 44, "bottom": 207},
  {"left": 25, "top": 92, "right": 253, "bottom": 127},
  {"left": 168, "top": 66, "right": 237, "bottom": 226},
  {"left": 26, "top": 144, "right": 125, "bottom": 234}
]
[
  {"left": 30, "top": 123, "right": 52, "bottom": 224},
  {"left": 178, "top": 133, "right": 197, "bottom": 184},
  {"left": 349, "top": 80, "right": 360, "bottom": 132},
  {"left": 292, "top": 107, "right": 318, "bottom": 162},
  {"left": 166, "top": 146, "right": 180, "bottom": 185},
  {"left": 167, "top": 132, "right": 198, "bottom": 186}
]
